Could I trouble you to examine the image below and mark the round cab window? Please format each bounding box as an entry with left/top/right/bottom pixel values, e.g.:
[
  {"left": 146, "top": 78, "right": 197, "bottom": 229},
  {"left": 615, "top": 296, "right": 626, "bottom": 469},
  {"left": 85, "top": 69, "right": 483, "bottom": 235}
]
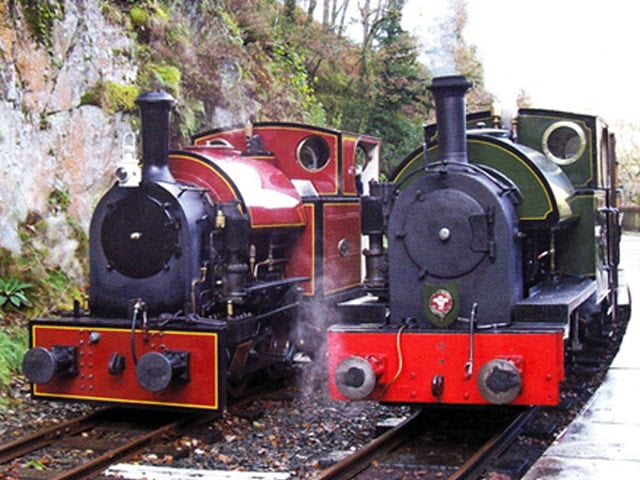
[
  {"left": 542, "top": 121, "right": 586, "bottom": 166},
  {"left": 297, "top": 136, "right": 330, "bottom": 171}
]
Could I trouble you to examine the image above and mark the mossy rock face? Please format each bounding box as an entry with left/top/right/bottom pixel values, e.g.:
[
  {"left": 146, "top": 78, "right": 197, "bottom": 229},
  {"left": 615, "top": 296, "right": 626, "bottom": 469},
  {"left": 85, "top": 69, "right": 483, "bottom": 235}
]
[
  {"left": 80, "top": 81, "right": 140, "bottom": 115},
  {"left": 141, "top": 63, "right": 182, "bottom": 97},
  {"left": 0, "top": 209, "right": 86, "bottom": 318}
]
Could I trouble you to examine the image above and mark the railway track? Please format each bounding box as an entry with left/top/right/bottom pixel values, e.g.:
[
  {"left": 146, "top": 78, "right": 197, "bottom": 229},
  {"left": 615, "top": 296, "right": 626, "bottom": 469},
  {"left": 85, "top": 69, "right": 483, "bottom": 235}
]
[
  {"left": 0, "top": 407, "right": 215, "bottom": 480},
  {"left": 316, "top": 406, "right": 538, "bottom": 480},
  {"left": 0, "top": 377, "right": 285, "bottom": 480},
  {"left": 1, "top": 320, "right": 625, "bottom": 480}
]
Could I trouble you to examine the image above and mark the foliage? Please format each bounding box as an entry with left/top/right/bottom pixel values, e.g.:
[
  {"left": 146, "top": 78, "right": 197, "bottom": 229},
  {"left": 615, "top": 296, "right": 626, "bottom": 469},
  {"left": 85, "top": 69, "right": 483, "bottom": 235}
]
[
  {"left": 0, "top": 326, "right": 28, "bottom": 396},
  {"left": 47, "top": 188, "right": 70, "bottom": 214},
  {"left": 268, "top": 41, "right": 326, "bottom": 125},
  {"left": 76, "top": 0, "right": 452, "bottom": 158},
  {"left": 335, "top": 0, "right": 432, "bottom": 175},
  {"left": 11, "top": 0, "right": 65, "bottom": 47},
  {"left": 10, "top": 0, "right": 494, "bottom": 166},
  {"left": 0, "top": 214, "right": 85, "bottom": 320},
  {"left": 175, "top": 99, "right": 206, "bottom": 140},
  {"left": 24, "top": 459, "right": 48, "bottom": 470},
  {"left": 0, "top": 278, "right": 31, "bottom": 310},
  {"left": 129, "top": 5, "right": 149, "bottom": 28}
]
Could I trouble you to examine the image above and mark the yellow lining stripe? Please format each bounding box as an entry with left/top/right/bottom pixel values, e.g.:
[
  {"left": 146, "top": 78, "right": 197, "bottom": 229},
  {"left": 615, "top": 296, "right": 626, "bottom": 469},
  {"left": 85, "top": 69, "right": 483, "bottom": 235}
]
[{"left": 31, "top": 325, "right": 220, "bottom": 409}]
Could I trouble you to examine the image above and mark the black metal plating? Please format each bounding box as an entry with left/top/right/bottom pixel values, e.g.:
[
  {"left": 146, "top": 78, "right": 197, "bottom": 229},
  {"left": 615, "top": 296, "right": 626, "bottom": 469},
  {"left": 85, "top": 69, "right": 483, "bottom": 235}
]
[
  {"left": 135, "top": 91, "right": 177, "bottom": 184},
  {"left": 427, "top": 75, "right": 472, "bottom": 163}
]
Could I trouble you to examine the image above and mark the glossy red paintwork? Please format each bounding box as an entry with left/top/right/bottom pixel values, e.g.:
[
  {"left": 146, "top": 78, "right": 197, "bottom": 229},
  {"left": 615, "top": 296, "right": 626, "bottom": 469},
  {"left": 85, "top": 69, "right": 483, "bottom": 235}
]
[
  {"left": 286, "top": 203, "right": 316, "bottom": 295},
  {"left": 194, "top": 125, "right": 342, "bottom": 196},
  {"left": 327, "top": 328, "right": 565, "bottom": 405},
  {"left": 322, "top": 203, "right": 362, "bottom": 294},
  {"left": 31, "top": 324, "right": 221, "bottom": 410},
  {"left": 169, "top": 149, "right": 306, "bottom": 229},
  {"left": 341, "top": 134, "right": 360, "bottom": 196}
]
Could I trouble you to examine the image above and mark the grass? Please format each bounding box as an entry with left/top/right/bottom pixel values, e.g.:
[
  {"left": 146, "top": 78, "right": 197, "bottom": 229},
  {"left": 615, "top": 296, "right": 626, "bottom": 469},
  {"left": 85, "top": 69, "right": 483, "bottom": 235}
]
[{"left": 0, "top": 326, "right": 28, "bottom": 401}]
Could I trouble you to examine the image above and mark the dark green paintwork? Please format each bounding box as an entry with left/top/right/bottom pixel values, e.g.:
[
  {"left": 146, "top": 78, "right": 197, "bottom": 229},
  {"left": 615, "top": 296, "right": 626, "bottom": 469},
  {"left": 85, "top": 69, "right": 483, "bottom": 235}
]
[
  {"left": 555, "top": 193, "right": 608, "bottom": 293},
  {"left": 392, "top": 136, "right": 574, "bottom": 228},
  {"left": 516, "top": 110, "right": 600, "bottom": 188}
]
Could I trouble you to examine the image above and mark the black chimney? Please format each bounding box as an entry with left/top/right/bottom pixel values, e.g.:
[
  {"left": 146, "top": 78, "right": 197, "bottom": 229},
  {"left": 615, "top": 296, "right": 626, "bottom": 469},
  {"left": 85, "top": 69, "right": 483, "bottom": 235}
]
[
  {"left": 135, "top": 91, "right": 177, "bottom": 183},
  {"left": 427, "top": 75, "right": 472, "bottom": 163}
]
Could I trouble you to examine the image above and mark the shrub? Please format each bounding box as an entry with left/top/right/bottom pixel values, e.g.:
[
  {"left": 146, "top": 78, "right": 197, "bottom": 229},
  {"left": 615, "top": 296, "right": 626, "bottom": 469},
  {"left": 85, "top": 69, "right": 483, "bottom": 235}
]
[{"left": 0, "top": 278, "right": 31, "bottom": 310}]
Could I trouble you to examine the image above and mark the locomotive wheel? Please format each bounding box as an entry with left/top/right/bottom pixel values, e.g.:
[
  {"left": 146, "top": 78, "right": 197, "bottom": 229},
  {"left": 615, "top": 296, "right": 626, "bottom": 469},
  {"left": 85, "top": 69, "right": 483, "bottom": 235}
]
[
  {"left": 228, "top": 375, "right": 250, "bottom": 398},
  {"left": 265, "top": 363, "right": 290, "bottom": 381}
]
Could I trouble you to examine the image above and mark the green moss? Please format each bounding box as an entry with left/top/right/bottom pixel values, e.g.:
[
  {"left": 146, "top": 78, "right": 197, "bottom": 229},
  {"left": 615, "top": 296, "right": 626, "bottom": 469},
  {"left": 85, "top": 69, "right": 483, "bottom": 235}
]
[
  {"left": 141, "top": 62, "right": 182, "bottom": 97},
  {"left": 80, "top": 81, "right": 140, "bottom": 115},
  {"left": 79, "top": 89, "right": 100, "bottom": 107},
  {"left": 103, "top": 82, "right": 140, "bottom": 114},
  {"left": 129, "top": 5, "right": 149, "bottom": 28}
]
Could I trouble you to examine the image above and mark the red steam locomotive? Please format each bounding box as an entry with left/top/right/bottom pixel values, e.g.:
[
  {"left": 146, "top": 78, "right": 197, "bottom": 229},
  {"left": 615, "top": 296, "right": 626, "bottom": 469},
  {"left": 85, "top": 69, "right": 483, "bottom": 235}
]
[{"left": 22, "top": 91, "right": 379, "bottom": 411}]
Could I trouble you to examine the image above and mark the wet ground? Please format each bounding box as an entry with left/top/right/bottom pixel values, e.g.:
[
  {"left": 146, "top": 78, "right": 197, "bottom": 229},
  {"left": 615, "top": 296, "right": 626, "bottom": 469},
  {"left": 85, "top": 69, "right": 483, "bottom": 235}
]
[{"left": 522, "top": 234, "right": 640, "bottom": 479}]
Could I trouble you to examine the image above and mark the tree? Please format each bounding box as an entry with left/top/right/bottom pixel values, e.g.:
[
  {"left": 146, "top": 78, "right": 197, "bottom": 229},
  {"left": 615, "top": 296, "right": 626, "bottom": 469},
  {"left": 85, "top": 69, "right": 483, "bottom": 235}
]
[
  {"left": 339, "top": 0, "right": 431, "bottom": 175},
  {"left": 615, "top": 121, "right": 640, "bottom": 206},
  {"left": 517, "top": 89, "right": 532, "bottom": 108}
]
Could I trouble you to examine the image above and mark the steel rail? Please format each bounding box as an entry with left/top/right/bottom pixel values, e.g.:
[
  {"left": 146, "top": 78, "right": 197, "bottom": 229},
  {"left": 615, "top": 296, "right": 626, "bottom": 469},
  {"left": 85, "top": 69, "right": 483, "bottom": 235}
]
[
  {"left": 314, "top": 409, "right": 424, "bottom": 480},
  {"left": 0, "top": 408, "right": 111, "bottom": 464},
  {"left": 51, "top": 413, "right": 214, "bottom": 480},
  {"left": 448, "top": 406, "right": 539, "bottom": 480}
]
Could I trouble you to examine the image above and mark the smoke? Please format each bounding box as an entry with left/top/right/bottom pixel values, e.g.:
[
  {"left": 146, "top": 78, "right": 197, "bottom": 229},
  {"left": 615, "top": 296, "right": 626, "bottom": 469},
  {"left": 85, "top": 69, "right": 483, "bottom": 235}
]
[
  {"left": 294, "top": 287, "right": 345, "bottom": 394},
  {"left": 405, "top": 0, "right": 460, "bottom": 78}
]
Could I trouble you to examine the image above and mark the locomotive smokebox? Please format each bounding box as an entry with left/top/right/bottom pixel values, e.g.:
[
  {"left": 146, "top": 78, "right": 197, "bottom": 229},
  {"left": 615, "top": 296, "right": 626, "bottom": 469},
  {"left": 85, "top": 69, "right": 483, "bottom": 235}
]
[
  {"left": 135, "top": 91, "right": 177, "bottom": 183},
  {"left": 428, "top": 75, "right": 472, "bottom": 163}
]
